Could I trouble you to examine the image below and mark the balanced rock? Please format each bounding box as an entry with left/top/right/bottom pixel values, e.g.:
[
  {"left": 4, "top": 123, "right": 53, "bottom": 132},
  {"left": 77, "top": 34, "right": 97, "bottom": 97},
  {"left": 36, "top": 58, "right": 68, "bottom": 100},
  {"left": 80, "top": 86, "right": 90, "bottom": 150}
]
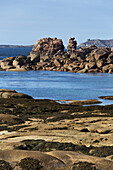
[
  {"left": 67, "top": 37, "right": 77, "bottom": 53},
  {"left": 0, "top": 89, "right": 33, "bottom": 99}
]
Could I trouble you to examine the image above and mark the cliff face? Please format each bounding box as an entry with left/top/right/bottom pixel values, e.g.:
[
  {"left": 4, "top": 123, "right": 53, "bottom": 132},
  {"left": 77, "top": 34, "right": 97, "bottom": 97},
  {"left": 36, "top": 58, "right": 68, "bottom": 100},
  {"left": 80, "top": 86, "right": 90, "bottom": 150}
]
[{"left": 79, "top": 39, "right": 113, "bottom": 48}]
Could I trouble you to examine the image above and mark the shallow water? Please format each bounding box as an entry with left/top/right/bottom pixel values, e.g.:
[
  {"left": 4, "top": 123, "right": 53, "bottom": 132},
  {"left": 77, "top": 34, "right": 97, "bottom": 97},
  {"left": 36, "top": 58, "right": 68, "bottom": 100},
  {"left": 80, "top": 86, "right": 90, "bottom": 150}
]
[{"left": 0, "top": 70, "right": 113, "bottom": 105}]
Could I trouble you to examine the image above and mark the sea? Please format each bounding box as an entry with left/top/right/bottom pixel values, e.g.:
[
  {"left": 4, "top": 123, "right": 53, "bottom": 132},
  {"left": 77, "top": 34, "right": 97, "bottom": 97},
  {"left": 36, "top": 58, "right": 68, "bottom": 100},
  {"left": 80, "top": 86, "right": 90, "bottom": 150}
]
[
  {"left": 0, "top": 47, "right": 113, "bottom": 105},
  {"left": 0, "top": 47, "right": 33, "bottom": 59}
]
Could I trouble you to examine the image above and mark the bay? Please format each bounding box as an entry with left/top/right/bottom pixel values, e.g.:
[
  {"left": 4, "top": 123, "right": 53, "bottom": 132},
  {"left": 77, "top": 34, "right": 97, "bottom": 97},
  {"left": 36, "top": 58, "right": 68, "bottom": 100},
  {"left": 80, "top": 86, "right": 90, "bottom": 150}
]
[{"left": 0, "top": 70, "right": 113, "bottom": 105}]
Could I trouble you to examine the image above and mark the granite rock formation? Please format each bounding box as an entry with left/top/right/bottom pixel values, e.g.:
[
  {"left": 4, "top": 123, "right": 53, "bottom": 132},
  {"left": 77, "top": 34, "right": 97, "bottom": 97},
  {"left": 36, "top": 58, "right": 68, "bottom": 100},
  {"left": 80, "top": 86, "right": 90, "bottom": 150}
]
[
  {"left": 1, "top": 37, "right": 113, "bottom": 73},
  {"left": 32, "top": 37, "right": 64, "bottom": 55},
  {"left": 67, "top": 37, "right": 77, "bottom": 53}
]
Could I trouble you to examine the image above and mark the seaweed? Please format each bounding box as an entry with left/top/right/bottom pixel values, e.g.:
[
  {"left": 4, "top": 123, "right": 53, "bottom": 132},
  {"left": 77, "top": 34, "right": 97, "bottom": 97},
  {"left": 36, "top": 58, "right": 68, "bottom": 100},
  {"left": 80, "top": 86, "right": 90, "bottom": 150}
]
[
  {"left": 14, "top": 139, "right": 113, "bottom": 157},
  {"left": 72, "top": 162, "right": 99, "bottom": 170},
  {"left": 0, "top": 160, "right": 12, "bottom": 170},
  {"left": 18, "top": 157, "right": 43, "bottom": 170}
]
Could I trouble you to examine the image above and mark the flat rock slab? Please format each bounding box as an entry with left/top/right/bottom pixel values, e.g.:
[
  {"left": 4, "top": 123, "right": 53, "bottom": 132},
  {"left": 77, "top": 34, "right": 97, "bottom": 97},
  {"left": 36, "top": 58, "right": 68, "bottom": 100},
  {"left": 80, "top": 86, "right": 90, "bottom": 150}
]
[
  {"left": 59, "top": 99, "right": 102, "bottom": 105},
  {"left": 0, "top": 150, "right": 113, "bottom": 170},
  {"left": 99, "top": 96, "right": 113, "bottom": 100}
]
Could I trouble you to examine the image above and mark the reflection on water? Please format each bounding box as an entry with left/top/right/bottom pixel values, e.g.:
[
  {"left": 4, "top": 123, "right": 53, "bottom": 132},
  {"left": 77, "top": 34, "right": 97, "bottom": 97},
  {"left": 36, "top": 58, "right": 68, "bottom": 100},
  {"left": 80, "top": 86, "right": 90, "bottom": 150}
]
[{"left": 0, "top": 70, "right": 113, "bottom": 105}]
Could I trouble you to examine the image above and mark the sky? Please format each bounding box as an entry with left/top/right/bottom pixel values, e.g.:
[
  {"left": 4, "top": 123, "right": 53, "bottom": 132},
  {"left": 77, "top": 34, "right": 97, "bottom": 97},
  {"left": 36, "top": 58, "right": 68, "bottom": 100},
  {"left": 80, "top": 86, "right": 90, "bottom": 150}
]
[{"left": 0, "top": 0, "right": 113, "bottom": 46}]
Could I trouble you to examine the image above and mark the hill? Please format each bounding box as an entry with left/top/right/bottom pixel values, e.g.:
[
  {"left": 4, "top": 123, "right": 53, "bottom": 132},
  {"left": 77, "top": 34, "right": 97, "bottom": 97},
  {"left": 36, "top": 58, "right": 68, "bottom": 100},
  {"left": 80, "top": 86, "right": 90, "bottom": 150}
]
[{"left": 79, "top": 39, "right": 113, "bottom": 48}]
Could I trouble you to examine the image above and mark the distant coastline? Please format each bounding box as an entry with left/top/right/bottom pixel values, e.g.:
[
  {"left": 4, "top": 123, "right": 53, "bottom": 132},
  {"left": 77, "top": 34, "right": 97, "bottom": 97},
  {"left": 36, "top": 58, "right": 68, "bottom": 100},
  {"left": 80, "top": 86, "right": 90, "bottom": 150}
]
[{"left": 0, "top": 45, "right": 34, "bottom": 48}]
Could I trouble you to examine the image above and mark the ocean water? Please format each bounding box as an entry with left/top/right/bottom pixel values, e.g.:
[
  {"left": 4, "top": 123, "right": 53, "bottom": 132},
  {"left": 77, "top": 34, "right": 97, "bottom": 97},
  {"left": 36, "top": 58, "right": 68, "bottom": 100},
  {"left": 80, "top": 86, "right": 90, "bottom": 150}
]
[
  {"left": 0, "top": 70, "right": 113, "bottom": 105},
  {"left": 0, "top": 47, "right": 32, "bottom": 58}
]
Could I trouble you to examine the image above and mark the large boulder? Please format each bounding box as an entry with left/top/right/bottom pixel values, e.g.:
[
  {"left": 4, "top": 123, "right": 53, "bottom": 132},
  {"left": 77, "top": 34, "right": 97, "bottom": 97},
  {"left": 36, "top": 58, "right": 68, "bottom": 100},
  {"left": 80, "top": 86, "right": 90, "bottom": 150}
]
[
  {"left": 0, "top": 57, "right": 15, "bottom": 70},
  {"left": 0, "top": 89, "right": 33, "bottom": 99},
  {"left": 102, "top": 64, "right": 113, "bottom": 73},
  {"left": 54, "top": 59, "right": 61, "bottom": 67},
  {"left": 91, "top": 47, "right": 110, "bottom": 61},
  {"left": 27, "top": 51, "right": 40, "bottom": 64},
  {"left": 13, "top": 55, "right": 27, "bottom": 67},
  {"left": 32, "top": 37, "right": 64, "bottom": 56},
  {"left": 78, "top": 45, "right": 97, "bottom": 54},
  {"left": 85, "top": 62, "right": 96, "bottom": 69},
  {"left": 107, "top": 53, "right": 113, "bottom": 64},
  {"left": 97, "top": 60, "right": 105, "bottom": 68}
]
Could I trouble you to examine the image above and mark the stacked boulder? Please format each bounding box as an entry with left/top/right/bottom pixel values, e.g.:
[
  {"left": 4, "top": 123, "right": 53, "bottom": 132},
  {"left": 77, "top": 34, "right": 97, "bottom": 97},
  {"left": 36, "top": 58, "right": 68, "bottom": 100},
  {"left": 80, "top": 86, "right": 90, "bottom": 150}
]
[
  {"left": 1, "top": 37, "right": 113, "bottom": 73},
  {"left": 67, "top": 37, "right": 77, "bottom": 53}
]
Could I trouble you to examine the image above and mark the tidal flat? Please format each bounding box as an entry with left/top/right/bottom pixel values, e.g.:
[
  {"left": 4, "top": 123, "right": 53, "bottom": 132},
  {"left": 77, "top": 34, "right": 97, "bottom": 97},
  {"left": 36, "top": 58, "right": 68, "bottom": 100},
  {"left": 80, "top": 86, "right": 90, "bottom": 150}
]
[{"left": 0, "top": 97, "right": 113, "bottom": 169}]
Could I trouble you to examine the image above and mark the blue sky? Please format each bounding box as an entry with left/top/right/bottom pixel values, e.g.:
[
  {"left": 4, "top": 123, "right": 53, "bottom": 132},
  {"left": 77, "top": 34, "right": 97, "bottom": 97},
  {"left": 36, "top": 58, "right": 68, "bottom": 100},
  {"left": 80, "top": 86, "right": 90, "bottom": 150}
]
[{"left": 0, "top": 0, "right": 113, "bottom": 45}]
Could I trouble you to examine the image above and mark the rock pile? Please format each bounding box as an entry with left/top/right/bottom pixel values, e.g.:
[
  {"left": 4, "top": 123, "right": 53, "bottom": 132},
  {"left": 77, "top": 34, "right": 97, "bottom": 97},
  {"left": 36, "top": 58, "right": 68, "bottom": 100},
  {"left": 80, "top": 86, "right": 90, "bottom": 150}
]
[
  {"left": 0, "top": 55, "right": 31, "bottom": 71},
  {"left": 1, "top": 37, "right": 113, "bottom": 73}
]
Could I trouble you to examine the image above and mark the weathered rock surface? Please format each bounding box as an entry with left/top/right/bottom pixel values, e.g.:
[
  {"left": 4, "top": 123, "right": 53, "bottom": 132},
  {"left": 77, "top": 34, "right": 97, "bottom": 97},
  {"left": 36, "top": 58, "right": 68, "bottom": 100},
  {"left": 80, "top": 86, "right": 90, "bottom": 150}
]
[
  {"left": 0, "top": 89, "right": 33, "bottom": 99},
  {"left": 32, "top": 37, "right": 64, "bottom": 55},
  {"left": 1, "top": 37, "right": 113, "bottom": 73},
  {"left": 0, "top": 150, "right": 113, "bottom": 170}
]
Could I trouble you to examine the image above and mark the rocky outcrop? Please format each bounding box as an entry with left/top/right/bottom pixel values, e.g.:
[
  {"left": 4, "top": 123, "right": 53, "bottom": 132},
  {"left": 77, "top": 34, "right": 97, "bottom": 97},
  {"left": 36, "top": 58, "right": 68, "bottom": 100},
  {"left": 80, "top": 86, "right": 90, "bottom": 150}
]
[
  {"left": 32, "top": 37, "right": 64, "bottom": 56},
  {"left": 1, "top": 37, "right": 113, "bottom": 73},
  {"left": 0, "top": 89, "right": 33, "bottom": 99}
]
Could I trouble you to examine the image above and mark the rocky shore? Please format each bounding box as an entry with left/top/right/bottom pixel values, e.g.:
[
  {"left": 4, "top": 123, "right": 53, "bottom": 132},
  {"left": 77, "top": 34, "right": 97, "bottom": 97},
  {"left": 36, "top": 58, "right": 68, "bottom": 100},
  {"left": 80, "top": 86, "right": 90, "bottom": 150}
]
[
  {"left": 0, "top": 89, "right": 113, "bottom": 169},
  {"left": 1, "top": 37, "right": 113, "bottom": 73}
]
